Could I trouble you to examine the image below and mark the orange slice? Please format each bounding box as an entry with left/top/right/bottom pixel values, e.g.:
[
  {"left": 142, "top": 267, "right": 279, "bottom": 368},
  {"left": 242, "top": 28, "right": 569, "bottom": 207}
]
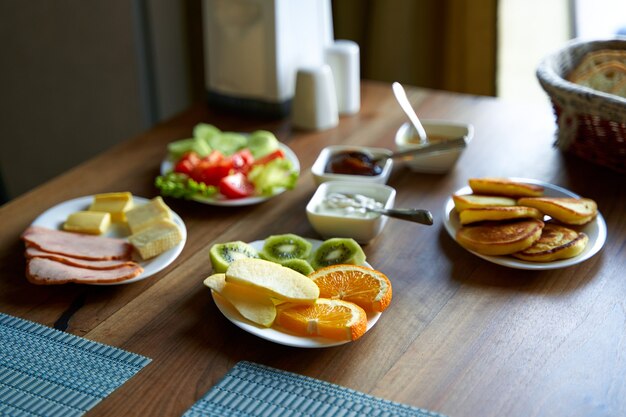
[
  {"left": 275, "top": 298, "right": 367, "bottom": 341},
  {"left": 308, "top": 264, "right": 392, "bottom": 313}
]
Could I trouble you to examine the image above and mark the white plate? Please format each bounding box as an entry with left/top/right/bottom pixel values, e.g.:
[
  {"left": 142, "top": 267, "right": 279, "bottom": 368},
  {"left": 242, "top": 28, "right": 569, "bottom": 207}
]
[
  {"left": 443, "top": 178, "right": 607, "bottom": 270},
  {"left": 211, "top": 238, "right": 382, "bottom": 348},
  {"left": 31, "top": 195, "right": 187, "bottom": 285},
  {"left": 160, "top": 143, "right": 300, "bottom": 207}
]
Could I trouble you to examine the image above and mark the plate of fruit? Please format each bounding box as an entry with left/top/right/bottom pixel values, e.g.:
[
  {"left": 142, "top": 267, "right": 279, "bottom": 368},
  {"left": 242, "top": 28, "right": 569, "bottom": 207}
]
[
  {"left": 204, "top": 234, "right": 390, "bottom": 348},
  {"left": 157, "top": 124, "right": 300, "bottom": 206},
  {"left": 444, "top": 177, "right": 607, "bottom": 270}
]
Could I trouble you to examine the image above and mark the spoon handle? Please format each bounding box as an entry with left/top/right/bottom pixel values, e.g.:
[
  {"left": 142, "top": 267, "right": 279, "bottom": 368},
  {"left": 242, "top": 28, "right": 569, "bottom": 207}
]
[
  {"left": 370, "top": 207, "right": 434, "bottom": 225},
  {"left": 394, "top": 137, "right": 466, "bottom": 159},
  {"left": 392, "top": 82, "right": 428, "bottom": 142},
  {"left": 372, "top": 136, "right": 467, "bottom": 163}
]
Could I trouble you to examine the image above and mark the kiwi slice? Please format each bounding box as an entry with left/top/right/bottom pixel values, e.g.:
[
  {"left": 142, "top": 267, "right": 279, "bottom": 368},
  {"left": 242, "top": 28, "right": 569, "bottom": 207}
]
[
  {"left": 310, "top": 238, "right": 366, "bottom": 270},
  {"left": 280, "top": 259, "right": 314, "bottom": 276},
  {"left": 247, "top": 130, "right": 279, "bottom": 158},
  {"left": 260, "top": 234, "right": 312, "bottom": 263},
  {"left": 209, "top": 241, "right": 259, "bottom": 273}
]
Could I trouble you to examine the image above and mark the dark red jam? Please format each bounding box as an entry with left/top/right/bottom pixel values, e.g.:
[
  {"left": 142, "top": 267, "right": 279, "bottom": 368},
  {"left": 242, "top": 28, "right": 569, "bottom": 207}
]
[{"left": 325, "top": 151, "right": 383, "bottom": 176}]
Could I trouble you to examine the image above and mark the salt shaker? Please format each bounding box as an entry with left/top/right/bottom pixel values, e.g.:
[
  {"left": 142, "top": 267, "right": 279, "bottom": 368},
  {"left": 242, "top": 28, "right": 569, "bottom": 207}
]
[
  {"left": 291, "top": 65, "right": 339, "bottom": 130},
  {"left": 325, "top": 40, "right": 360, "bottom": 115}
]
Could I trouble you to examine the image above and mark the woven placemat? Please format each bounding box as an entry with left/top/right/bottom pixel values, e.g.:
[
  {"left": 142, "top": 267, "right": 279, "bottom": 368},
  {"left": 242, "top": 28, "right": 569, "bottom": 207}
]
[
  {"left": 0, "top": 312, "right": 151, "bottom": 417},
  {"left": 184, "top": 361, "right": 445, "bottom": 417}
]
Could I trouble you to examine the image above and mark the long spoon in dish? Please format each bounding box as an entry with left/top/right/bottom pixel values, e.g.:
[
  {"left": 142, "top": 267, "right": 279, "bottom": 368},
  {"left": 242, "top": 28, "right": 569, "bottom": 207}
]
[
  {"left": 371, "top": 136, "right": 467, "bottom": 163},
  {"left": 392, "top": 81, "right": 428, "bottom": 144},
  {"left": 336, "top": 193, "right": 434, "bottom": 225},
  {"left": 364, "top": 206, "right": 434, "bottom": 226}
]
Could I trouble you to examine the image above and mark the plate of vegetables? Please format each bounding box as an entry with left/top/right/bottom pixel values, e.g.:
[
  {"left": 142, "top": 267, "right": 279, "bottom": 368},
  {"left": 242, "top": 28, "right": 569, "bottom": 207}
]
[{"left": 156, "top": 124, "right": 300, "bottom": 206}]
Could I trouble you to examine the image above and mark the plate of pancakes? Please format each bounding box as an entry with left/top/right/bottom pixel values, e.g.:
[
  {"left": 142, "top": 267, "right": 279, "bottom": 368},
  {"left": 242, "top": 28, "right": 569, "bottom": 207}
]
[{"left": 444, "top": 177, "right": 607, "bottom": 270}]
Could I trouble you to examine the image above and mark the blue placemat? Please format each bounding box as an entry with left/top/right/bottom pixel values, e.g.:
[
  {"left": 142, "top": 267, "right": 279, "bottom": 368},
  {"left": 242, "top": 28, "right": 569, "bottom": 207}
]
[
  {"left": 184, "top": 361, "right": 446, "bottom": 417},
  {"left": 0, "top": 312, "right": 151, "bottom": 417}
]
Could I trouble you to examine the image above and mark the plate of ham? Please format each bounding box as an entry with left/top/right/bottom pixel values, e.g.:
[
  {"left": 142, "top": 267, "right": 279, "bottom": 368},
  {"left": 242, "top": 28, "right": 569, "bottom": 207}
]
[{"left": 21, "top": 196, "right": 186, "bottom": 285}]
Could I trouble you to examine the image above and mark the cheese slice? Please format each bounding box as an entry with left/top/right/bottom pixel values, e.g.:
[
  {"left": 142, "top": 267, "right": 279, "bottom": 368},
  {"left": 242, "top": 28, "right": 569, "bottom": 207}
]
[
  {"left": 89, "top": 192, "right": 134, "bottom": 222},
  {"left": 125, "top": 196, "right": 172, "bottom": 234},
  {"left": 128, "top": 218, "right": 182, "bottom": 260},
  {"left": 63, "top": 211, "right": 111, "bottom": 235}
]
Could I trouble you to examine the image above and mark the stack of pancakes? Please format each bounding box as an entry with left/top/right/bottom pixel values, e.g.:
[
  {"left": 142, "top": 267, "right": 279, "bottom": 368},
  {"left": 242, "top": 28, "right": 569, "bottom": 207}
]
[{"left": 453, "top": 178, "right": 598, "bottom": 262}]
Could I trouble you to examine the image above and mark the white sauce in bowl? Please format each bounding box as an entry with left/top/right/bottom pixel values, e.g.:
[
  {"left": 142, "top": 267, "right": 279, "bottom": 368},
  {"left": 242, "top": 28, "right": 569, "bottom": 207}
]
[{"left": 315, "top": 193, "right": 383, "bottom": 219}]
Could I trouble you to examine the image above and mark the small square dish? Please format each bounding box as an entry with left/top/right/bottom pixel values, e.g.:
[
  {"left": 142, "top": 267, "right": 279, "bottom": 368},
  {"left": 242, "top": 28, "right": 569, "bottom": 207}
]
[
  {"left": 311, "top": 145, "right": 393, "bottom": 185},
  {"left": 395, "top": 120, "right": 474, "bottom": 173},
  {"left": 306, "top": 181, "right": 396, "bottom": 243}
]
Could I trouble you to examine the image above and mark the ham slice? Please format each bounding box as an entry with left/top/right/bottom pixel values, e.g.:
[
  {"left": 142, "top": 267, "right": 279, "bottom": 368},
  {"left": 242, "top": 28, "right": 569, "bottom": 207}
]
[
  {"left": 22, "top": 226, "right": 132, "bottom": 260},
  {"left": 26, "top": 257, "right": 144, "bottom": 285},
  {"left": 25, "top": 247, "right": 139, "bottom": 270}
]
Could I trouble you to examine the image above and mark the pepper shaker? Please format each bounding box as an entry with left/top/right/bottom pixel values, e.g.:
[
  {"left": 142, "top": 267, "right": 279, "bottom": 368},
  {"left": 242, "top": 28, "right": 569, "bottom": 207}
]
[
  {"left": 292, "top": 65, "right": 339, "bottom": 130},
  {"left": 325, "top": 40, "right": 360, "bottom": 115}
]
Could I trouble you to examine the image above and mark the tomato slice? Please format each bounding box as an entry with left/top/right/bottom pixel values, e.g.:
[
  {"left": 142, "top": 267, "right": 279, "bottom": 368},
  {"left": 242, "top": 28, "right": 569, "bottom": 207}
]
[
  {"left": 253, "top": 149, "right": 285, "bottom": 166},
  {"left": 202, "top": 150, "right": 224, "bottom": 165},
  {"left": 219, "top": 172, "right": 255, "bottom": 199},
  {"left": 191, "top": 158, "right": 233, "bottom": 186},
  {"left": 230, "top": 149, "right": 255, "bottom": 174},
  {"left": 173, "top": 152, "right": 200, "bottom": 176}
]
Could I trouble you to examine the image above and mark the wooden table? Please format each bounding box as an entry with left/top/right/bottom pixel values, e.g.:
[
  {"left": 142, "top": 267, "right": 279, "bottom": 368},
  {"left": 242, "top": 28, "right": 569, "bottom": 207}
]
[{"left": 1, "top": 81, "right": 625, "bottom": 417}]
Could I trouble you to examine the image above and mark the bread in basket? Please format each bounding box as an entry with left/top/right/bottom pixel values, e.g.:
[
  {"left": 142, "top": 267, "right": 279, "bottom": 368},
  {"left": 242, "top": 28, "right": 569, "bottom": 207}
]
[{"left": 536, "top": 37, "right": 626, "bottom": 174}]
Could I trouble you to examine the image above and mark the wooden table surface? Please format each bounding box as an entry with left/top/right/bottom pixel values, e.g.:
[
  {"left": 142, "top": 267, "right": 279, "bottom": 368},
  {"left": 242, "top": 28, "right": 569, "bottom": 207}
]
[{"left": 1, "top": 81, "right": 625, "bottom": 417}]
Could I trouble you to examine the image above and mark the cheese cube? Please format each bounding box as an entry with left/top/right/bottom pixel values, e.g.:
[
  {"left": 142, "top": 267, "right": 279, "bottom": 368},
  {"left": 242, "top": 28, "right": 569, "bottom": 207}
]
[
  {"left": 63, "top": 211, "right": 111, "bottom": 235},
  {"left": 89, "top": 192, "right": 134, "bottom": 222},
  {"left": 125, "top": 196, "right": 172, "bottom": 234},
  {"left": 128, "top": 218, "right": 182, "bottom": 260}
]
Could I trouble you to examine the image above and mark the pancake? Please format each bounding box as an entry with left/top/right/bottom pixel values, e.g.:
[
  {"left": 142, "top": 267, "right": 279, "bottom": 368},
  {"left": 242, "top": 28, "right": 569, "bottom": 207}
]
[
  {"left": 468, "top": 178, "right": 544, "bottom": 198},
  {"left": 517, "top": 197, "right": 597, "bottom": 225},
  {"left": 452, "top": 194, "right": 517, "bottom": 212},
  {"left": 455, "top": 219, "right": 544, "bottom": 256},
  {"left": 513, "top": 224, "right": 589, "bottom": 262},
  {"left": 459, "top": 206, "right": 544, "bottom": 225}
]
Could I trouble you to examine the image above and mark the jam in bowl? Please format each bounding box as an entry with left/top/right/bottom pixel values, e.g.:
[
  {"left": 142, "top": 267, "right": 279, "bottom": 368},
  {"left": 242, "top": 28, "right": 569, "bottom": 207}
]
[
  {"left": 325, "top": 151, "right": 383, "bottom": 176},
  {"left": 311, "top": 145, "right": 393, "bottom": 185}
]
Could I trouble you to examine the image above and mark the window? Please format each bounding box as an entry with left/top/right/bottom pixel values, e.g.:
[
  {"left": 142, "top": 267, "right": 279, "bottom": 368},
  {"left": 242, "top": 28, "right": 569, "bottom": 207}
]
[{"left": 497, "top": 0, "right": 572, "bottom": 102}]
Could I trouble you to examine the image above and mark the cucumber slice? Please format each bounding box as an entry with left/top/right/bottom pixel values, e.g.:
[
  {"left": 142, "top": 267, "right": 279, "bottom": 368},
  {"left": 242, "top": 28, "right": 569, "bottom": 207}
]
[
  {"left": 247, "top": 130, "right": 279, "bottom": 158},
  {"left": 167, "top": 137, "right": 211, "bottom": 159},
  {"left": 193, "top": 123, "right": 221, "bottom": 141},
  {"left": 208, "top": 132, "right": 248, "bottom": 156}
]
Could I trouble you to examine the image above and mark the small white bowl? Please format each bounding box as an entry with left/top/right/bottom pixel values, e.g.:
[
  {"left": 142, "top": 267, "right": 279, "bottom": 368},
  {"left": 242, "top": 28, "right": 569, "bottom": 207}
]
[
  {"left": 311, "top": 145, "right": 393, "bottom": 185},
  {"left": 395, "top": 120, "right": 474, "bottom": 173},
  {"left": 306, "top": 181, "right": 396, "bottom": 244}
]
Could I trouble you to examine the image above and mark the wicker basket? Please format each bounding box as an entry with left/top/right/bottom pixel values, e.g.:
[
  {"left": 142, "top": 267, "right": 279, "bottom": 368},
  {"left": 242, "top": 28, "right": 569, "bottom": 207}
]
[{"left": 536, "top": 37, "right": 626, "bottom": 174}]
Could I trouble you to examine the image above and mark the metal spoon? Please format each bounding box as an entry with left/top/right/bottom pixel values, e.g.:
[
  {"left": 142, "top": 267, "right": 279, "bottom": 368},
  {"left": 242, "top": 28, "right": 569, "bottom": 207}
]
[
  {"left": 371, "top": 136, "right": 467, "bottom": 163},
  {"left": 392, "top": 81, "right": 428, "bottom": 144},
  {"left": 335, "top": 193, "right": 434, "bottom": 225},
  {"left": 365, "top": 206, "right": 434, "bottom": 226}
]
